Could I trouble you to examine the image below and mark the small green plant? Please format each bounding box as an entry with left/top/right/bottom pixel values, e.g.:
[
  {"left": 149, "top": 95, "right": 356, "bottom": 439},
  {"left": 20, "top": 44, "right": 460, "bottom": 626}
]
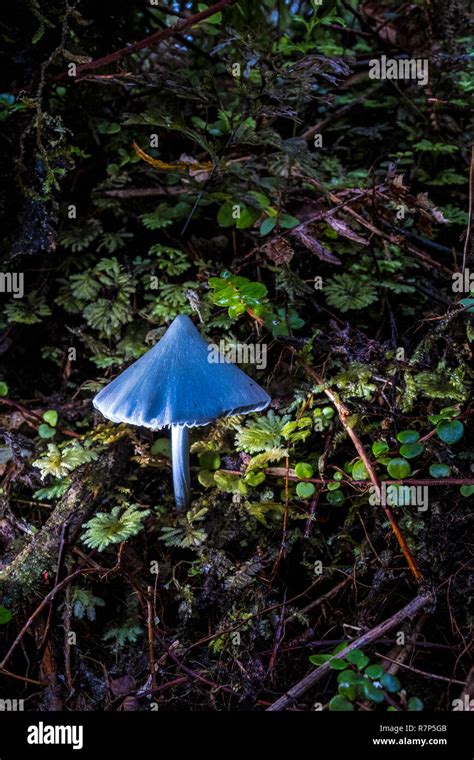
[
  {"left": 72, "top": 588, "right": 106, "bottom": 621},
  {"left": 82, "top": 505, "right": 150, "bottom": 551},
  {"left": 309, "top": 645, "right": 424, "bottom": 711},
  {"left": 33, "top": 442, "right": 98, "bottom": 479}
]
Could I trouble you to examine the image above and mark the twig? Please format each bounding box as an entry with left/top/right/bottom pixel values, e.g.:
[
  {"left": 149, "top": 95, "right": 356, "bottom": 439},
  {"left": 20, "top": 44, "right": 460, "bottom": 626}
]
[
  {"left": 376, "top": 653, "right": 466, "bottom": 686},
  {"left": 266, "top": 592, "right": 433, "bottom": 711},
  {"left": 54, "top": 0, "right": 238, "bottom": 81},
  {"left": 267, "top": 590, "right": 287, "bottom": 675},
  {"left": 462, "top": 145, "right": 474, "bottom": 274},
  {"left": 286, "top": 349, "right": 423, "bottom": 582},
  {"left": 164, "top": 644, "right": 239, "bottom": 697}
]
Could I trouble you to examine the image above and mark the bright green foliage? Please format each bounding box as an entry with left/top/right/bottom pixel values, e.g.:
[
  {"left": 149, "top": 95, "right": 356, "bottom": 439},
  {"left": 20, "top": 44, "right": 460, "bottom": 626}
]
[
  {"left": 33, "top": 442, "right": 98, "bottom": 479},
  {"left": 324, "top": 274, "right": 378, "bottom": 312},
  {"left": 82, "top": 504, "right": 150, "bottom": 551},
  {"left": 235, "top": 411, "right": 290, "bottom": 453},
  {"left": 311, "top": 645, "right": 423, "bottom": 711}
]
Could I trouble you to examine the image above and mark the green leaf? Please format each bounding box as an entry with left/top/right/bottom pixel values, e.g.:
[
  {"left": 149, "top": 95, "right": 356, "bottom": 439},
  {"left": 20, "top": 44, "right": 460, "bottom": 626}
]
[
  {"left": 43, "top": 410, "right": 58, "bottom": 427},
  {"left": 327, "top": 490, "right": 345, "bottom": 506},
  {"left": 380, "top": 673, "right": 401, "bottom": 693},
  {"left": 399, "top": 442, "right": 424, "bottom": 459},
  {"left": 346, "top": 649, "right": 369, "bottom": 670},
  {"left": 329, "top": 658, "right": 349, "bottom": 670},
  {"left": 407, "top": 696, "right": 424, "bottom": 711},
  {"left": 309, "top": 654, "right": 332, "bottom": 666},
  {"left": 365, "top": 664, "right": 384, "bottom": 679},
  {"left": 151, "top": 438, "right": 171, "bottom": 458},
  {"left": 387, "top": 458, "right": 411, "bottom": 478},
  {"left": 198, "top": 451, "right": 221, "bottom": 471},
  {"left": 236, "top": 206, "right": 261, "bottom": 229},
  {"left": 239, "top": 282, "right": 267, "bottom": 300},
  {"left": 217, "top": 203, "right": 235, "bottom": 227},
  {"left": 362, "top": 681, "right": 385, "bottom": 703},
  {"left": 372, "top": 441, "right": 389, "bottom": 457},
  {"left": 0, "top": 381, "right": 8, "bottom": 397},
  {"left": 38, "top": 423, "right": 56, "bottom": 439},
  {"left": 197, "top": 3, "right": 222, "bottom": 23},
  {"left": 0, "top": 606, "right": 13, "bottom": 624},
  {"left": 295, "top": 462, "right": 314, "bottom": 479},
  {"left": 352, "top": 459, "right": 369, "bottom": 481},
  {"left": 436, "top": 420, "right": 464, "bottom": 444},
  {"left": 228, "top": 303, "right": 246, "bottom": 318},
  {"left": 198, "top": 469, "right": 216, "bottom": 487},
  {"left": 296, "top": 481, "right": 315, "bottom": 499},
  {"left": 278, "top": 213, "right": 300, "bottom": 229},
  {"left": 260, "top": 217, "right": 277, "bottom": 236},
  {"left": 244, "top": 470, "right": 266, "bottom": 487},
  {"left": 397, "top": 430, "right": 420, "bottom": 443},
  {"left": 329, "top": 695, "right": 354, "bottom": 711},
  {"left": 337, "top": 669, "right": 357, "bottom": 685},
  {"left": 460, "top": 485, "right": 474, "bottom": 497},
  {"left": 429, "top": 463, "right": 450, "bottom": 478}
]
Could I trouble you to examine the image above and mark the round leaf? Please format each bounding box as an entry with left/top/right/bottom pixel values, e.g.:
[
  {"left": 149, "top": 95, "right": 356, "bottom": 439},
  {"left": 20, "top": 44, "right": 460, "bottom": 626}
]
[
  {"left": 295, "top": 462, "right": 313, "bottom": 479},
  {"left": 198, "top": 451, "right": 221, "bottom": 471},
  {"left": 460, "top": 485, "right": 474, "bottom": 497},
  {"left": 429, "top": 463, "right": 450, "bottom": 478},
  {"left": 380, "top": 673, "right": 401, "bottom": 693},
  {"left": 346, "top": 649, "right": 369, "bottom": 670},
  {"left": 327, "top": 490, "right": 345, "bottom": 506},
  {"left": 396, "top": 430, "right": 420, "bottom": 444},
  {"left": 198, "top": 469, "right": 216, "bottom": 488},
  {"left": 328, "top": 695, "right": 354, "bottom": 711},
  {"left": 436, "top": 420, "right": 464, "bottom": 444},
  {"left": 0, "top": 381, "right": 8, "bottom": 397},
  {"left": 329, "top": 658, "right": 349, "bottom": 671},
  {"left": 38, "top": 423, "right": 56, "bottom": 439},
  {"left": 151, "top": 438, "right": 171, "bottom": 458},
  {"left": 296, "top": 481, "right": 315, "bottom": 499},
  {"left": 352, "top": 459, "right": 369, "bottom": 481},
  {"left": 387, "top": 458, "right": 411, "bottom": 478},
  {"left": 407, "top": 696, "right": 424, "bottom": 711},
  {"left": 372, "top": 441, "right": 389, "bottom": 457},
  {"left": 362, "top": 681, "right": 385, "bottom": 703},
  {"left": 365, "top": 664, "right": 384, "bottom": 679},
  {"left": 399, "top": 442, "right": 424, "bottom": 459},
  {"left": 309, "top": 654, "right": 332, "bottom": 666},
  {"left": 43, "top": 410, "right": 58, "bottom": 427}
]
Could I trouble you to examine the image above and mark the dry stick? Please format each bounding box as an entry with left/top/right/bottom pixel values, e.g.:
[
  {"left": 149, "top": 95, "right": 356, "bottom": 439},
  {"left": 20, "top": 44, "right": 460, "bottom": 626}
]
[
  {"left": 218, "top": 469, "right": 474, "bottom": 488},
  {"left": 267, "top": 589, "right": 287, "bottom": 676},
  {"left": 0, "top": 559, "right": 115, "bottom": 670},
  {"left": 266, "top": 592, "right": 433, "bottom": 711},
  {"left": 375, "top": 653, "right": 467, "bottom": 687},
  {"left": 462, "top": 145, "right": 474, "bottom": 275},
  {"left": 286, "top": 348, "right": 422, "bottom": 583},
  {"left": 54, "top": 0, "right": 238, "bottom": 81},
  {"left": 164, "top": 645, "right": 239, "bottom": 698}
]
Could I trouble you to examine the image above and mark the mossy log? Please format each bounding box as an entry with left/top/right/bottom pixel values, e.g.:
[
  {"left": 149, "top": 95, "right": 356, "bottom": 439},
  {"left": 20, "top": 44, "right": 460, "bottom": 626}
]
[{"left": 0, "top": 446, "right": 123, "bottom": 605}]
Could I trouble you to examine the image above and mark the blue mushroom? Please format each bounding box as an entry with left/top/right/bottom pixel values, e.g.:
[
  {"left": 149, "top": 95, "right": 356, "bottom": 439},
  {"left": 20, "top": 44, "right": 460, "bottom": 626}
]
[{"left": 93, "top": 315, "right": 271, "bottom": 509}]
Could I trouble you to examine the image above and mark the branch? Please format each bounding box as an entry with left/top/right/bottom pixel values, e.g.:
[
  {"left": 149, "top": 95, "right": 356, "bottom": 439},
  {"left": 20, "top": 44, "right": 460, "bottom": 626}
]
[
  {"left": 286, "top": 349, "right": 423, "bottom": 582},
  {"left": 55, "top": 0, "right": 238, "bottom": 81},
  {"left": 266, "top": 592, "right": 433, "bottom": 711}
]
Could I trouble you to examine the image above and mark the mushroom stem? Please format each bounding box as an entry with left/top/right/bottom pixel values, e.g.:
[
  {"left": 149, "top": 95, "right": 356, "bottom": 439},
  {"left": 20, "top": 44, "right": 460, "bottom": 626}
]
[{"left": 171, "top": 425, "right": 190, "bottom": 510}]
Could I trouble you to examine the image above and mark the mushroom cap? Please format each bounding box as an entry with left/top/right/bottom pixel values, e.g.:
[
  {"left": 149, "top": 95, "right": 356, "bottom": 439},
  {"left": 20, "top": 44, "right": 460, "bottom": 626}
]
[{"left": 93, "top": 315, "right": 271, "bottom": 429}]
